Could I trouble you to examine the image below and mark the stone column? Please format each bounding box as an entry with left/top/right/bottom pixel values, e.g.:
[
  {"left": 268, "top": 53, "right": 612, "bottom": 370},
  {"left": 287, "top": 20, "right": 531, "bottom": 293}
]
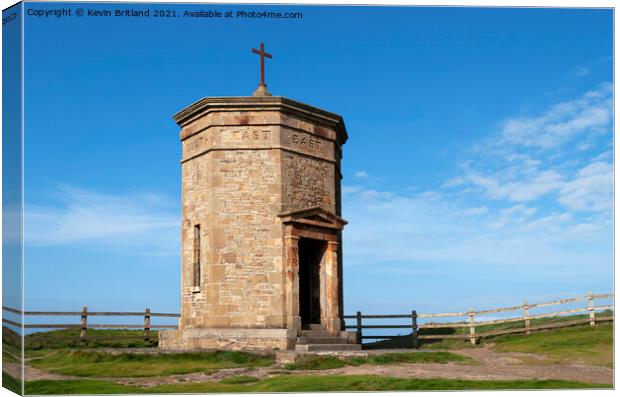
[
  {"left": 325, "top": 241, "right": 341, "bottom": 334},
  {"left": 285, "top": 235, "right": 301, "bottom": 332}
]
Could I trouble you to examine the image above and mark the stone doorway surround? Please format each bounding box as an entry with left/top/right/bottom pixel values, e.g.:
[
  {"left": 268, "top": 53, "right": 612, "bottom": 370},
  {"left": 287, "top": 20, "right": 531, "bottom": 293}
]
[{"left": 279, "top": 207, "right": 347, "bottom": 335}]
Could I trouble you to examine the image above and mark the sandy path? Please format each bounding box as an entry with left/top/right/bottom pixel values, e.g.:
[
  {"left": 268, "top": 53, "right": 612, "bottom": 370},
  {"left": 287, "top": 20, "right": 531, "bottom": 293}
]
[{"left": 314, "top": 345, "right": 612, "bottom": 385}]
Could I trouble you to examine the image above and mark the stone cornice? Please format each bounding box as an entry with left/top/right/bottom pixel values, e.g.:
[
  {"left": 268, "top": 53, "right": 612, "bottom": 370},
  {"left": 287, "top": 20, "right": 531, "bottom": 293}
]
[
  {"left": 278, "top": 206, "right": 348, "bottom": 230},
  {"left": 173, "top": 96, "right": 348, "bottom": 146}
]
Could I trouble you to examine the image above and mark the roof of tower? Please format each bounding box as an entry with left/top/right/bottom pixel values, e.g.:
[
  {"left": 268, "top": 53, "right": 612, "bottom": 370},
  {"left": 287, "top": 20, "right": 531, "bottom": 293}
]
[{"left": 173, "top": 96, "right": 348, "bottom": 145}]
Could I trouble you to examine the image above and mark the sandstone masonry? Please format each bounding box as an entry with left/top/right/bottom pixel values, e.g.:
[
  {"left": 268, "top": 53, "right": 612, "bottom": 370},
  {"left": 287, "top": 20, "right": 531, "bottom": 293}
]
[{"left": 160, "top": 96, "right": 351, "bottom": 351}]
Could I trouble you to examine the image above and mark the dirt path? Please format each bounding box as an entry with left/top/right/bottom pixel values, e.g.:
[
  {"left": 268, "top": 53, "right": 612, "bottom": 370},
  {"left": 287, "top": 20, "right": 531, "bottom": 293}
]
[
  {"left": 315, "top": 345, "right": 612, "bottom": 385},
  {"left": 16, "top": 345, "right": 613, "bottom": 387}
]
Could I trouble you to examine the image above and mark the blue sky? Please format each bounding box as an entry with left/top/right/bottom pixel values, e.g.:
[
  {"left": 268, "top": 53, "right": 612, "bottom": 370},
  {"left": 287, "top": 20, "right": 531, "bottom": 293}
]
[{"left": 17, "top": 3, "right": 613, "bottom": 319}]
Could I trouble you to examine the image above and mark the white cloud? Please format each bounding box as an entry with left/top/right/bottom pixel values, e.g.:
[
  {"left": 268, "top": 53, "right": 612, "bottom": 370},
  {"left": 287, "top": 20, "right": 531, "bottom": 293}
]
[
  {"left": 456, "top": 166, "right": 564, "bottom": 203},
  {"left": 343, "top": 186, "right": 610, "bottom": 269},
  {"left": 559, "top": 161, "right": 613, "bottom": 212},
  {"left": 497, "top": 82, "right": 612, "bottom": 149},
  {"left": 447, "top": 83, "right": 612, "bottom": 214},
  {"left": 25, "top": 185, "right": 179, "bottom": 256},
  {"left": 463, "top": 207, "right": 488, "bottom": 216},
  {"left": 354, "top": 170, "right": 370, "bottom": 179},
  {"left": 572, "top": 65, "right": 590, "bottom": 77},
  {"left": 343, "top": 83, "right": 612, "bottom": 275}
]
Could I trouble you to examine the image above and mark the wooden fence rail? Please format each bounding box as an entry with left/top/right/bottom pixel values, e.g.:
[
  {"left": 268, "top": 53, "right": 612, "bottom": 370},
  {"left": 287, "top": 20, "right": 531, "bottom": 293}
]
[
  {"left": 2, "top": 292, "right": 614, "bottom": 347},
  {"left": 343, "top": 291, "right": 614, "bottom": 346},
  {"left": 2, "top": 306, "right": 180, "bottom": 344}
]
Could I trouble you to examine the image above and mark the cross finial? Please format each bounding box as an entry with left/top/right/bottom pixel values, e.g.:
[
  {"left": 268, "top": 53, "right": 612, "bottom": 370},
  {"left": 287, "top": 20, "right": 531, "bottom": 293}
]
[{"left": 251, "top": 42, "right": 273, "bottom": 96}]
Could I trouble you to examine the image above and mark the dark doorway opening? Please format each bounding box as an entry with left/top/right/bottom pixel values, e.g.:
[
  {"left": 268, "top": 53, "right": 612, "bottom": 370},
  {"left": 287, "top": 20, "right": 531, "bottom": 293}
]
[{"left": 298, "top": 238, "right": 325, "bottom": 327}]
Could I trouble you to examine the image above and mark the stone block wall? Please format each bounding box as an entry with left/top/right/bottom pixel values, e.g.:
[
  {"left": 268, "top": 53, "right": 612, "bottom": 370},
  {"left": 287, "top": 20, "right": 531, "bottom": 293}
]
[
  {"left": 173, "top": 96, "right": 347, "bottom": 337},
  {"left": 181, "top": 141, "right": 286, "bottom": 329}
]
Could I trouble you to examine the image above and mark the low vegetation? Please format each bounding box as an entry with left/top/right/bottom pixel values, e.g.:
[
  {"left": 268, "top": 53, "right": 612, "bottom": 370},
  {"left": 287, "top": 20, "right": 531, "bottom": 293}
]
[
  {"left": 20, "top": 374, "right": 611, "bottom": 394},
  {"left": 367, "top": 311, "right": 614, "bottom": 351},
  {"left": 219, "top": 375, "right": 261, "bottom": 384},
  {"left": 284, "top": 351, "right": 473, "bottom": 370},
  {"left": 492, "top": 323, "right": 613, "bottom": 367},
  {"left": 2, "top": 372, "right": 22, "bottom": 395},
  {"left": 28, "top": 350, "right": 274, "bottom": 378},
  {"left": 1, "top": 313, "right": 611, "bottom": 394},
  {"left": 2, "top": 326, "right": 22, "bottom": 357},
  {"left": 25, "top": 328, "right": 159, "bottom": 350},
  {"left": 284, "top": 355, "right": 346, "bottom": 370}
]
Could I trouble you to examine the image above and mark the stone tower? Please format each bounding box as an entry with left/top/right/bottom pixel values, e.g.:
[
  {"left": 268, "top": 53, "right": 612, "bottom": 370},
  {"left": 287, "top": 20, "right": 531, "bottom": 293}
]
[{"left": 159, "top": 95, "right": 357, "bottom": 351}]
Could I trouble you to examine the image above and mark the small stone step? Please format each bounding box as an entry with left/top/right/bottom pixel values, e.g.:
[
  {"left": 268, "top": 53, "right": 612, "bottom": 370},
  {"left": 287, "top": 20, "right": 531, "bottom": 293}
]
[
  {"left": 296, "top": 336, "right": 350, "bottom": 344},
  {"left": 300, "top": 330, "right": 333, "bottom": 337},
  {"left": 295, "top": 344, "right": 362, "bottom": 352},
  {"left": 306, "top": 323, "right": 325, "bottom": 331}
]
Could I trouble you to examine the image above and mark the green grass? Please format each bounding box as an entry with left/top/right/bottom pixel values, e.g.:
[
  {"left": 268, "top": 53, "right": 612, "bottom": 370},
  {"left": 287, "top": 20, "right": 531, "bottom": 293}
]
[
  {"left": 366, "top": 311, "right": 614, "bottom": 351},
  {"left": 3, "top": 326, "right": 23, "bottom": 358},
  {"left": 28, "top": 350, "right": 274, "bottom": 378},
  {"left": 3, "top": 350, "right": 21, "bottom": 364},
  {"left": 25, "top": 328, "right": 158, "bottom": 351},
  {"left": 492, "top": 323, "right": 613, "bottom": 367},
  {"left": 284, "top": 355, "right": 347, "bottom": 370},
  {"left": 284, "top": 351, "right": 472, "bottom": 370},
  {"left": 365, "top": 351, "right": 473, "bottom": 364},
  {"left": 2, "top": 371, "right": 22, "bottom": 395},
  {"left": 219, "top": 376, "right": 260, "bottom": 384},
  {"left": 23, "top": 375, "right": 611, "bottom": 394}
]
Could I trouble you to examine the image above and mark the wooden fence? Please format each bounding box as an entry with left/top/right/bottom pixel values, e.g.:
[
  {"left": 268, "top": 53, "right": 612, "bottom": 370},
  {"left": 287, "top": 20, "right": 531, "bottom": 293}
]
[
  {"left": 343, "top": 292, "right": 614, "bottom": 346},
  {"left": 1, "top": 306, "right": 179, "bottom": 343},
  {"left": 2, "top": 292, "right": 613, "bottom": 346}
]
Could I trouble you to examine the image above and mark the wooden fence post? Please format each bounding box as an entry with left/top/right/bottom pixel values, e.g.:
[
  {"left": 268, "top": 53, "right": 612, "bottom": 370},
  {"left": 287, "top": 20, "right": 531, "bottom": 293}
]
[
  {"left": 356, "top": 311, "right": 362, "bottom": 344},
  {"left": 144, "top": 308, "right": 151, "bottom": 343},
  {"left": 524, "top": 300, "right": 531, "bottom": 335},
  {"left": 80, "top": 306, "right": 88, "bottom": 343},
  {"left": 468, "top": 307, "right": 476, "bottom": 345},
  {"left": 411, "top": 310, "right": 418, "bottom": 349},
  {"left": 588, "top": 291, "right": 595, "bottom": 326}
]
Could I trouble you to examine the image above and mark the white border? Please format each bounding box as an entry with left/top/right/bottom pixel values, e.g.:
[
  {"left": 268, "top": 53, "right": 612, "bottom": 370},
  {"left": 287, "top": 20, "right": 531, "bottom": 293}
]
[{"left": 0, "top": 1, "right": 616, "bottom": 397}]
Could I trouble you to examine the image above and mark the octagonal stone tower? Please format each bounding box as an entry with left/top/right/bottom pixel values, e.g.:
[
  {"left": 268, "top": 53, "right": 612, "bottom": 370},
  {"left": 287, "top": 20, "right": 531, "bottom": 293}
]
[{"left": 159, "top": 96, "right": 354, "bottom": 351}]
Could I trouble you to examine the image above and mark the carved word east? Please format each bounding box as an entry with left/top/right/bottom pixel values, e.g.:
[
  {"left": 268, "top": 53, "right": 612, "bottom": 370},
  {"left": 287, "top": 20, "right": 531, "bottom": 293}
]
[
  {"left": 290, "top": 133, "right": 322, "bottom": 150},
  {"left": 226, "top": 128, "right": 270, "bottom": 141}
]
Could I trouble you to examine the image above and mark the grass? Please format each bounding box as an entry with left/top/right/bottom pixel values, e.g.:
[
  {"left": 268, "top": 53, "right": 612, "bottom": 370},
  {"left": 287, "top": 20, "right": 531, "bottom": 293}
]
[
  {"left": 2, "top": 326, "right": 23, "bottom": 358},
  {"left": 284, "top": 351, "right": 473, "bottom": 370},
  {"left": 28, "top": 350, "right": 274, "bottom": 378},
  {"left": 219, "top": 376, "right": 260, "bottom": 384},
  {"left": 366, "top": 311, "right": 614, "bottom": 351},
  {"left": 2, "top": 372, "right": 22, "bottom": 395},
  {"left": 23, "top": 375, "right": 611, "bottom": 394},
  {"left": 365, "top": 351, "right": 473, "bottom": 364},
  {"left": 284, "top": 355, "right": 347, "bottom": 370},
  {"left": 3, "top": 349, "right": 21, "bottom": 364},
  {"left": 492, "top": 323, "right": 613, "bottom": 367},
  {"left": 25, "top": 328, "right": 159, "bottom": 350}
]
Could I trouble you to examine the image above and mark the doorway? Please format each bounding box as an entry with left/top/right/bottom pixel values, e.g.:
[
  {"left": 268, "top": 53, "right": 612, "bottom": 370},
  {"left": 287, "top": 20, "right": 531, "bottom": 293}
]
[{"left": 298, "top": 238, "right": 326, "bottom": 327}]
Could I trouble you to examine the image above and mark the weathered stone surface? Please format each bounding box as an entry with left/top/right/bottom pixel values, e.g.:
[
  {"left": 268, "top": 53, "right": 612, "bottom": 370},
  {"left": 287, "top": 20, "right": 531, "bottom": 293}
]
[
  {"left": 161, "top": 96, "right": 350, "bottom": 351},
  {"left": 160, "top": 328, "right": 296, "bottom": 351}
]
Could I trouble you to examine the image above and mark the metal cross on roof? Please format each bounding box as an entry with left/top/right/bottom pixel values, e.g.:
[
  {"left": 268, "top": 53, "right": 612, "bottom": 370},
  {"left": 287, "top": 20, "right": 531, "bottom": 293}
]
[{"left": 251, "top": 42, "right": 273, "bottom": 96}]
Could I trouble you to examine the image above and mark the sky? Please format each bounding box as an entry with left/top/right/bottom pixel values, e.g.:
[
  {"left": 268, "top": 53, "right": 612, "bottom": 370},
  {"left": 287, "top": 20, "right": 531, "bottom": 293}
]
[{"left": 10, "top": 2, "right": 613, "bottom": 324}]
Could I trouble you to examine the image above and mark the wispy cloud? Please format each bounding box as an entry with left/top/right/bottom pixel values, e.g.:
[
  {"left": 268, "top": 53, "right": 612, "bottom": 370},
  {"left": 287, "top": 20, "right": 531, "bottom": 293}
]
[
  {"left": 355, "top": 170, "right": 370, "bottom": 179},
  {"left": 343, "top": 83, "right": 613, "bottom": 277},
  {"left": 446, "top": 82, "right": 613, "bottom": 212},
  {"left": 559, "top": 161, "right": 613, "bottom": 212},
  {"left": 495, "top": 82, "right": 611, "bottom": 149},
  {"left": 25, "top": 185, "right": 179, "bottom": 256},
  {"left": 571, "top": 65, "right": 590, "bottom": 77},
  {"left": 342, "top": 186, "right": 610, "bottom": 270}
]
